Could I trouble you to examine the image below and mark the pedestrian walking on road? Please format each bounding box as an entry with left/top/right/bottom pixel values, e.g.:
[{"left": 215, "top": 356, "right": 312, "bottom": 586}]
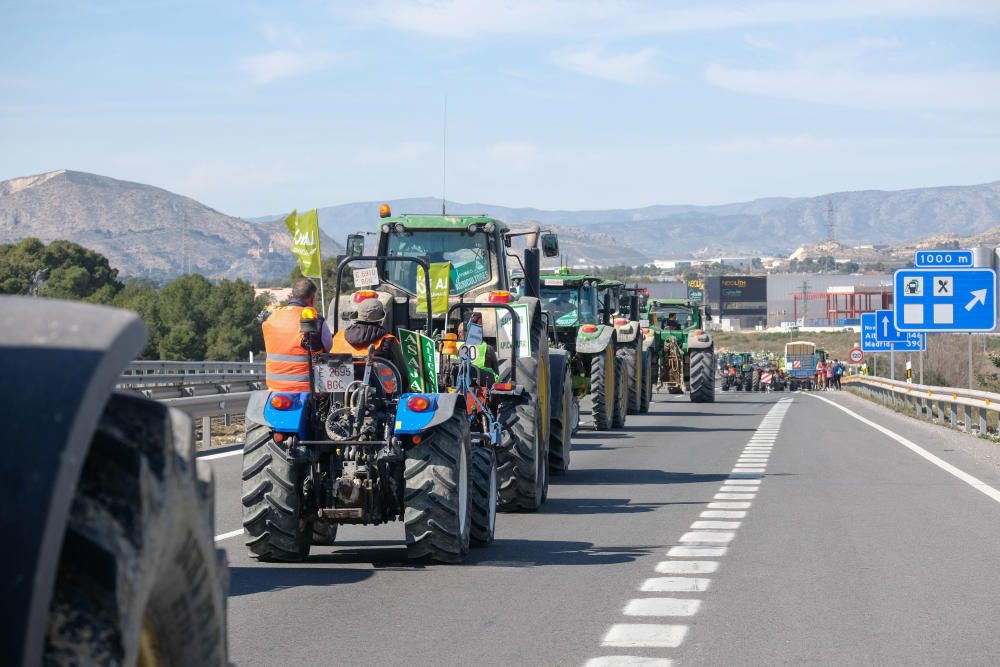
[
  {"left": 824, "top": 361, "right": 835, "bottom": 391},
  {"left": 816, "top": 360, "right": 826, "bottom": 391},
  {"left": 833, "top": 359, "right": 844, "bottom": 390}
]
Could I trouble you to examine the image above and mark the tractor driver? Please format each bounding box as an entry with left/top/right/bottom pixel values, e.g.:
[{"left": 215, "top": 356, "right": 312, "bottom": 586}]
[
  {"left": 665, "top": 312, "right": 682, "bottom": 331},
  {"left": 261, "top": 278, "right": 332, "bottom": 391},
  {"left": 332, "top": 297, "right": 407, "bottom": 374}
]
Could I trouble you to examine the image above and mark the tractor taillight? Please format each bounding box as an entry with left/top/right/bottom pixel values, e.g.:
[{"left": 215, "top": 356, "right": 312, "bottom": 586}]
[
  {"left": 488, "top": 291, "right": 511, "bottom": 303},
  {"left": 407, "top": 395, "right": 431, "bottom": 412},
  {"left": 274, "top": 433, "right": 286, "bottom": 442},
  {"left": 270, "top": 395, "right": 294, "bottom": 410},
  {"left": 493, "top": 382, "right": 514, "bottom": 391},
  {"left": 581, "top": 324, "right": 598, "bottom": 334},
  {"left": 353, "top": 290, "right": 377, "bottom": 302},
  {"left": 614, "top": 318, "right": 628, "bottom": 326}
]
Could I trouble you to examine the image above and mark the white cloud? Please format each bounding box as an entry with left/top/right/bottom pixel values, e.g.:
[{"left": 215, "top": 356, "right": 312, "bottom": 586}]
[
  {"left": 352, "top": 0, "right": 1000, "bottom": 38},
  {"left": 240, "top": 50, "right": 340, "bottom": 85},
  {"left": 551, "top": 47, "right": 660, "bottom": 85},
  {"left": 705, "top": 64, "right": 1000, "bottom": 110},
  {"left": 708, "top": 134, "right": 840, "bottom": 153}
]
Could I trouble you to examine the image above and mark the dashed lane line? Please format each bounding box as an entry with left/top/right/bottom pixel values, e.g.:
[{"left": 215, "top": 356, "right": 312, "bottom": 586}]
[
  {"left": 806, "top": 392, "right": 1000, "bottom": 506},
  {"left": 214, "top": 528, "right": 243, "bottom": 542},
  {"left": 624, "top": 598, "right": 703, "bottom": 617},
  {"left": 602, "top": 624, "right": 689, "bottom": 648}
]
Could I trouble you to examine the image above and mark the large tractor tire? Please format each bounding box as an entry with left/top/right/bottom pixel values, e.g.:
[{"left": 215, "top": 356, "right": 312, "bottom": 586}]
[
  {"left": 44, "top": 393, "right": 227, "bottom": 666},
  {"left": 242, "top": 421, "right": 312, "bottom": 562},
  {"left": 549, "top": 354, "right": 574, "bottom": 475},
  {"left": 613, "top": 353, "right": 629, "bottom": 428},
  {"left": 689, "top": 348, "right": 716, "bottom": 403},
  {"left": 470, "top": 447, "right": 498, "bottom": 547},
  {"left": 640, "top": 348, "right": 652, "bottom": 413},
  {"left": 497, "top": 307, "right": 550, "bottom": 511},
  {"left": 590, "top": 345, "right": 616, "bottom": 431},
  {"left": 625, "top": 345, "right": 642, "bottom": 415},
  {"left": 404, "top": 406, "right": 472, "bottom": 563},
  {"left": 752, "top": 368, "right": 761, "bottom": 392}
]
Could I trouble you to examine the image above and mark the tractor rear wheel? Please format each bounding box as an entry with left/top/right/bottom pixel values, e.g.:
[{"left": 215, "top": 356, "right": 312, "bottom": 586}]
[
  {"left": 44, "top": 393, "right": 227, "bottom": 666},
  {"left": 625, "top": 345, "right": 641, "bottom": 415},
  {"left": 242, "top": 421, "right": 312, "bottom": 562},
  {"left": 613, "top": 353, "right": 629, "bottom": 428},
  {"left": 549, "top": 358, "right": 573, "bottom": 474},
  {"left": 689, "top": 348, "right": 716, "bottom": 403},
  {"left": 640, "top": 348, "right": 652, "bottom": 413},
  {"left": 404, "top": 406, "right": 472, "bottom": 562},
  {"left": 470, "top": 447, "right": 497, "bottom": 547},
  {"left": 497, "top": 392, "right": 543, "bottom": 512},
  {"left": 752, "top": 368, "right": 761, "bottom": 392},
  {"left": 591, "top": 345, "right": 616, "bottom": 431}
]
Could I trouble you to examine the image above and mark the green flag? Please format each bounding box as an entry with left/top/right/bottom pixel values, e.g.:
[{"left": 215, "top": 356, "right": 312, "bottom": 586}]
[
  {"left": 416, "top": 262, "right": 451, "bottom": 315},
  {"left": 284, "top": 209, "right": 322, "bottom": 278}
]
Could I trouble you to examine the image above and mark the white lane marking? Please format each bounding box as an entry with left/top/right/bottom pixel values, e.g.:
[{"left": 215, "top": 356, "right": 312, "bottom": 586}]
[
  {"left": 701, "top": 510, "right": 746, "bottom": 518},
  {"left": 602, "top": 624, "right": 688, "bottom": 648},
  {"left": 723, "top": 479, "right": 760, "bottom": 485},
  {"left": 584, "top": 657, "right": 673, "bottom": 667},
  {"left": 667, "top": 545, "right": 727, "bottom": 557},
  {"left": 713, "top": 493, "right": 756, "bottom": 500},
  {"left": 806, "top": 393, "right": 1000, "bottom": 506},
  {"left": 624, "top": 598, "right": 702, "bottom": 617},
  {"left": 199, "top": 448, "right": 242, "bottom": 461},
  {"left": 731, "top": 468, "right": 765, "bottom": 473},
  {"left": 655, "top": 560, "right": 719, "bottom": 574},
  {"left": 708, "top": 501, "right": 751, "bottom": 509},
  {"left": 737, "top": 457, "right": 769, "bottom": 461},
  {"left": 214, "top": 528, "right": 243, "bottom": 542},
  {"left": 680, "top": 531, "right": 734, "bottom": 543},
  {"left": 690, "top": 520, "right": 741, "bottom": 529},
  {"left": 719, "top": 485, "right": 755, "bottom": 492},
  {"left": 641, "top": 577, "right": 711, "bottom": 592}
]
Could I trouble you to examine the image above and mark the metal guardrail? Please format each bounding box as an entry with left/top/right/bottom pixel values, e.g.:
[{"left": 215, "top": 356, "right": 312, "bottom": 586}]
[
  {"left": 120, "top": 361, "right": 264, "bottom": 448},
  {"left": 844, "top": 375, "right": 999, "bottom": 435}
]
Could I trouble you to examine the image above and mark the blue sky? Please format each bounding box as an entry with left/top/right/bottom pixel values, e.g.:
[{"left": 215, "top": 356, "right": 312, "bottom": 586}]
[{"left": 2, "top": 1, "right": 999, "bottom": 216}]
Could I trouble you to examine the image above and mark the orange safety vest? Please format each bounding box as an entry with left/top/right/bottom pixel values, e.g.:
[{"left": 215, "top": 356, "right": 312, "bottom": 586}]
[
  {"left": 331, "top": 330, "right": 396, "bottom": 358},
  {"left": 262, "top": 305, "right": 317, "bottom": 392}
]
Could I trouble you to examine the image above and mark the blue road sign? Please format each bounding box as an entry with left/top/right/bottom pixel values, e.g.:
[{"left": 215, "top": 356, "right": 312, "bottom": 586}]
[
  {"left": 861, "top": 313, "right": 926, "bottom": 352},
  {"left": 893, "top": 267, "right": 997, "bottom": 332},
  {"left": 872, "top": 309, "right": 908, "bottom": 343},
  {"left": 914, "top": 249, "right": 974, "bottom": 268}
]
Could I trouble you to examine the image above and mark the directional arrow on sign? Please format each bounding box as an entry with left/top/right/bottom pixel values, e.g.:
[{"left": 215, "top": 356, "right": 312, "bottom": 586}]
[
  {"left": 881, "top": 314, "right": 890, "bottom": 338},
  {"left": 966, "top": 288, "right": 988, "bottom": 311}
]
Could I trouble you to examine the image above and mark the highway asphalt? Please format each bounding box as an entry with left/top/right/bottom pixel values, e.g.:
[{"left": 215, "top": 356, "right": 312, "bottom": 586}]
[{"left": 203, "top": 388, "right": 1000, "bottom": 666}]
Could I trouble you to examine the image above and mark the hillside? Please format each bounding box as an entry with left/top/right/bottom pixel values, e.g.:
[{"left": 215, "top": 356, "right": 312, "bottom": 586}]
[
  {"left": 255, "top": 180, "right": 1000, "bottom": 262},
  {"left": 0, "top": 170, "right": 341, "bottom": 281}
]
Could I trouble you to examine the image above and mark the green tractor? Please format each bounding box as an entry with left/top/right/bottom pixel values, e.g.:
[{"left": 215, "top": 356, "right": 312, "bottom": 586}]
[
  {"left": 341, "top": 209, "right": 571, "bottom": 506},
  {"left": 605, "top": 282, "right": 654, "bottom": 417},
  {"left": 647, "top": 298, "right": 716, "bottom": 402},
  {"left": 530, "top": 268, "right": 625, "bottom": 432}
]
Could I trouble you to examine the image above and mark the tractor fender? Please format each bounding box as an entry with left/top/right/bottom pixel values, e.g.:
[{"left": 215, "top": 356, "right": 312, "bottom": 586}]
[
  {"left": 687, "top": 332, "right": 714, "bottom": 350},
  {"left": 246, "top": 390, "right": 310, "bottom": 439},
  {"left": 548, "top": 349, "right": 570, "bottom": 414},
  {"left": 394, "top": 393, "right": 465, "bottom": 435},
  {"left": 0, "top": 297, "right": 147, "bottom": 667},
  {"left": 576, "top": 325, "right": 615, "bottom": 354},
  {"left": 614, "top": 321, "right": 639, "bottom": 344}
]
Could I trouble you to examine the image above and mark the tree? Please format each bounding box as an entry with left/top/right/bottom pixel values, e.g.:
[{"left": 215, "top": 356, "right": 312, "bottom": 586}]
[
  {"left": 0, "top": 237, "right": 122, "bottom": 301},
  {"left": 112, "top": 279, "right": 162, "bottom": 359},
  {"left": 204, "top": 279, "right": 268, "bottom": 361},
  {"left": 157, "top": 274, "right": 214, "bottom": 360}
]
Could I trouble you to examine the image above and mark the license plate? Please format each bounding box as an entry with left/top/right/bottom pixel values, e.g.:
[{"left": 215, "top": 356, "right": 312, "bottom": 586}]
[{"left": 314, "top": 355, "right": 354, "bottom": 393}]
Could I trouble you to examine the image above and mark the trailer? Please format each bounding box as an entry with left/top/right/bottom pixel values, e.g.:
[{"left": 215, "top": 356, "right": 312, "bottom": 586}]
[{"left": 784, "top": 340, "right": 819, "bottom": 391}]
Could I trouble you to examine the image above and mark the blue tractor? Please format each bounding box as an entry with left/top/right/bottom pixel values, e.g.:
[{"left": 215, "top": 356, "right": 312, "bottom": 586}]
[{"left": 241, "top": 256, "right": 497, "bottom": 563}]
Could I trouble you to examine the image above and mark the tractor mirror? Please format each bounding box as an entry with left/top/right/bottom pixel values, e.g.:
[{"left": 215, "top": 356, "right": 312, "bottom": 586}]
[
  {"left": 465, "top": 321, "right": 484, "bottom": 346},
  {"left": 540, "top": 232, "right": 559, "bottom": 258},
  {"left": 346, "top": 234, "right": 365, "bottom": 257}
]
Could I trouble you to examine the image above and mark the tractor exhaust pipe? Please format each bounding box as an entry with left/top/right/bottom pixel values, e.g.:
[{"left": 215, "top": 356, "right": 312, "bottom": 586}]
[{"left": 523, "top": 247, "right": 541, "bottom": 299}]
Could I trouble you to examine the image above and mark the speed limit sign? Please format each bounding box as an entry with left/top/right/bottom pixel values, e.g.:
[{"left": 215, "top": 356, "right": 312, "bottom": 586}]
[{"left": 849, "top": 347, "right": 864, "bottom": 363}]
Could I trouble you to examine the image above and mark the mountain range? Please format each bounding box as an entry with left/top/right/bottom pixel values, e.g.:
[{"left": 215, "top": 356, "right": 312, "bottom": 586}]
[
  {"left": 2, "top": 169, "right": 998, "bottom": 280},
  {"left": 0, "top": 170, "right": 340, "bottom": 281}
]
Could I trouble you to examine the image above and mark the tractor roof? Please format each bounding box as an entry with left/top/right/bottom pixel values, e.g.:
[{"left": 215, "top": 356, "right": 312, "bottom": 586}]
[
  {"left": 379, "top": 214, "right": 510, "bottom": 234},
  {"left": 539, "top": 267, "right": 603, "bottom": 286},
  {"left": 650, "top": 298, "right": 698, "bottom": 308}
]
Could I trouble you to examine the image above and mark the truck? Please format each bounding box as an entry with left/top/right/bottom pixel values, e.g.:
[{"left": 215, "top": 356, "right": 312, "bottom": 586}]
[
  {"left": 343, "top": 210, "right": 572, "bottom": 494},
  {"left": 784, "top": 340, "right": 820, "bottom": 391},
  {"left": 647, "top": 298, "right": 716, "bottom": 402},
  {"left": 3, "top": 297, "right": 227, "bottom": 667}
]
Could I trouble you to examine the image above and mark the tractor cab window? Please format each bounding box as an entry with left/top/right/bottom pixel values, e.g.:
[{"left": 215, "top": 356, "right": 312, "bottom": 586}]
[
  {"left": 652, "top": 306, "right": 694, "bottom": 328},
  {"left": 541, "top": 285, "right": 598, "bottom": 326},
  {"left": 383, "top": 229, "right": 492, "bottom": 295}
]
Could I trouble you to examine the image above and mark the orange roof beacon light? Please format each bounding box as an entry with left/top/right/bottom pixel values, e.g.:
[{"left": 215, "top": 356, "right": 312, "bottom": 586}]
[
  {"left": 442, "top": 332, "right": 458, "bottom": 356},
  {"left": 300, "top": 307, "right": 318, "bottom": 320},
  {"left": 353, "top": 290, "right": 378, "bottom": 303},
  {"left": 488, "top": 290, "right": 512, "bottom": 303},
  {"left": 379, "top": 203, "right": 392, "bottom": 218}
]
